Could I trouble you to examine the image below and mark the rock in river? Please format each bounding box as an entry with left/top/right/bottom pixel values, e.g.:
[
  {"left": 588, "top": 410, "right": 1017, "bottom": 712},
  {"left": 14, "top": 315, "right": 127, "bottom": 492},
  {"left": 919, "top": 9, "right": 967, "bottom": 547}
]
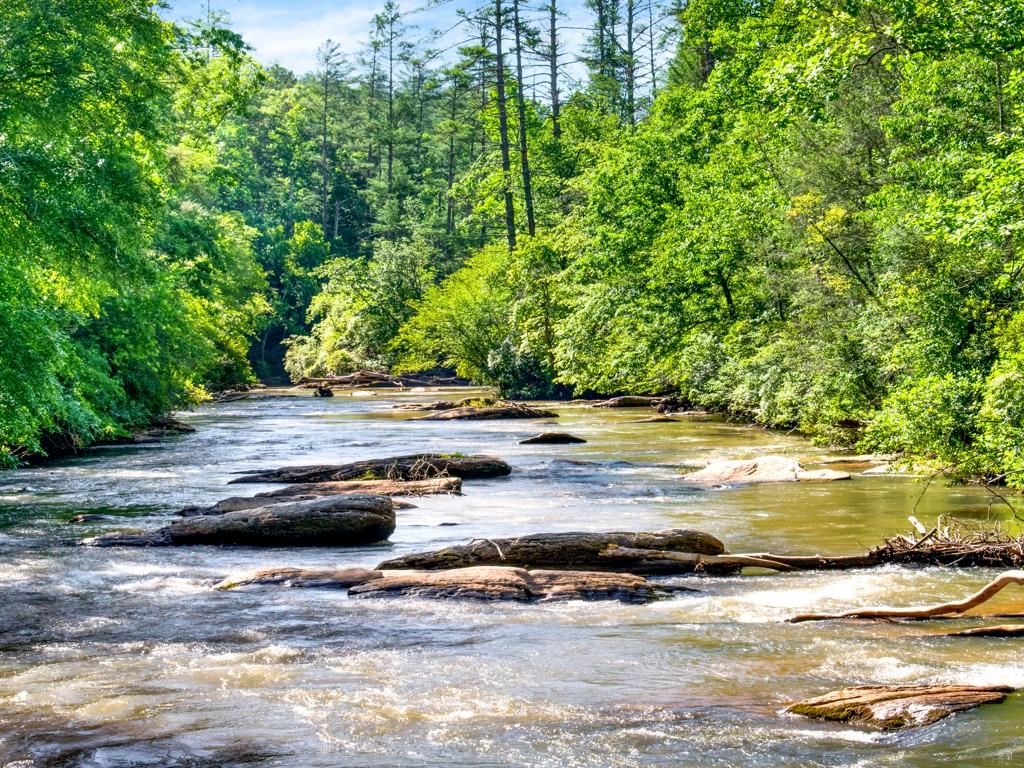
[
  {"left": 591, "top": 396, "right": 661, "bottom": 408},
  {"left": 681, "top": 456, "right": 850, "bottom": 486},
  {"left": 229, "top": 453, "right": 511, "bottom": 484},
  {"left": 215, "top": 566, "right": 384, "bottom": 590},
  {"left": 376, "top": 529, "right": 725, "bottom": 574},
  {"left": 519, "top": 432, "right": 587, "bottom": 445},
  {"left": 786, "top": 684, "right": 1013, "bottom": 730},
  {"left": 349, "top": 566, "right": 656, "bottom": 603},
  {"left": 415, "top": 404, "right": 557, "bottom": 420},
  {"left": 81, "top": 495, "right": 395, "bottom": 548}
]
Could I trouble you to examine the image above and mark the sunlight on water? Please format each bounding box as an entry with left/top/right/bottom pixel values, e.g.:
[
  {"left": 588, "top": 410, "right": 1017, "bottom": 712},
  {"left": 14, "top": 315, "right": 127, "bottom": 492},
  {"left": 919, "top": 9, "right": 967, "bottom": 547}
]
[{"left": 0, "top": 388, "right": 1021, "bottom": 767}]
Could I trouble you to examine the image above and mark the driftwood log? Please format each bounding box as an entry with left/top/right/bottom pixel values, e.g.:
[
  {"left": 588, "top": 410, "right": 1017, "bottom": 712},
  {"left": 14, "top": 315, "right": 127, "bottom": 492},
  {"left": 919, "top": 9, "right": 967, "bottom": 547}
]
[
  {"left": 376, "top": 529, "right": 725, "bottom": 574},
  {"left": 81, "top": 495, "right": 396, "bottom": 548},
  {"left": 297, "top": 370, "right": 465, "bottom": 389},
  {"left": 789, "top": 570, "right": 1024, "bottom": 623},
  {"left": 229, "top": 454, "right": 511, "bottom": 484},
  {"left": 591, "top": 396, "right": 662, "bottom": 408}
]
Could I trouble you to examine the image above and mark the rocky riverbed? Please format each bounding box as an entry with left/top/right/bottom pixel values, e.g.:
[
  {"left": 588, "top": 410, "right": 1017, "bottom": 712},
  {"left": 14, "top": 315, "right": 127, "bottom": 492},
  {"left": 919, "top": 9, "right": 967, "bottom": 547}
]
[{"left": 0, "top": 387, "right": 1021, "bottom": 767}]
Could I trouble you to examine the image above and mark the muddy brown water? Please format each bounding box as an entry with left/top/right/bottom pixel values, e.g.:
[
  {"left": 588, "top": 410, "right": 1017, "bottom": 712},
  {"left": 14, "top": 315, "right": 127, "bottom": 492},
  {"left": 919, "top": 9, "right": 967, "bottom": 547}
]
[{"left": 1, "top": 388, "right": 1021, "bottom": 767}]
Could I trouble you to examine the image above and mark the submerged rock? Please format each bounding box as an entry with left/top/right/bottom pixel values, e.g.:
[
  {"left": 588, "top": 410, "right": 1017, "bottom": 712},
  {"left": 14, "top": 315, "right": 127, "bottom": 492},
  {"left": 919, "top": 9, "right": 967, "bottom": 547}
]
[
  {"left": 68, "top": 513, "right": 121, "bottom": 523},
  {"left": 229, "top": 454, "right": 512, "bottom": 484},
  {"left": 681, "top": 456, "right": 850, "bottom": 486},
  {"left": 415, "top": 404, "right": 558, "bottom": 421},
  {"left": 629, "top": 415, "right": 678, "bottom": 423},
  {"left": 81, "top": 495, "right": 395, "bottom": 548},
  {"left": 946, "top": 624, "right": 1024, "bottom": 638},
  {"left": 349, "top": 566, "right": 656, "bottom": 603},
  {"left": 215, "top": 566, "right": 383, "bottom": 590},
  {"left": 376, "top": 529, "right": 725, "bottom": 574},
  {"left": 786, "top": 685, "right": 1013, "bottom": 730},
  {"left": 519, "top": 432, "right": 587, "bottom": 445}
]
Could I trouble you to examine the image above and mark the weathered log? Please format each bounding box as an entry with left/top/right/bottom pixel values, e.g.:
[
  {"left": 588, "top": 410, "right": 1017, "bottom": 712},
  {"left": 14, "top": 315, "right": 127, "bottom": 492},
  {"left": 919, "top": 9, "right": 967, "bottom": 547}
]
[
  {"left": 629, "top": 415, "right": 678, "bottom": 423},
  {"left": 519, "top": 432, "right": 587, "bottom": 445},
  {"left": 229, "top": 454, "right": 512, "bottom": 484},
  {"left": 599, "top": 546, "right": 796, "bottom": 574},
  {"left": 81, "top": 495, "right": 395, "bottom": 548},
  {"left": 789, "top": 570, "right": 1024, "bottom": 623},
  {"left": 415, "top": 404, "right": 558, "bottom": 421},
  {"left": 591, "top": 396, "right": 661, "bottom": 408},
  {"left": 375, "top": 529, "right": 726, "bottom": 574},
  {"left": 215, "top": 566, "right": 383, "bottom": 590},
  {"left": 349, "top": 566, "right": 657, "bottom": 603},
  {"left": 946, "top": 624, "right": 1024, "bottom": 638},
  {"left": 681, "top": 456, "right": 851, "bottom": 486},
  {"left": 786, "top": 685, "right": 1013, "bottom": 730}
]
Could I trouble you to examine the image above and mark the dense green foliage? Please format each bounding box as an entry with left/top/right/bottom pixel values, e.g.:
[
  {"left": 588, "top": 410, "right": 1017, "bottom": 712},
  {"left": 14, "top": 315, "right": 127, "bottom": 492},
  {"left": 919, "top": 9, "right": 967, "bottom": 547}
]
[
  {"left": 6, "top": 0, "right": 1024, "bottom": 486},
  {"left": 0, "top": 0, "right": 268, "bottom": 463}
]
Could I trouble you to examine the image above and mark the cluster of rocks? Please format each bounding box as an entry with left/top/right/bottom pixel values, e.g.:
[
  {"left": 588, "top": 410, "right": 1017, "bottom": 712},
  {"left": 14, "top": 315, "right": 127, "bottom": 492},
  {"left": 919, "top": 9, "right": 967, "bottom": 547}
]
[{"left": 72, "top": 398, "right": 1016, "bottom": 731}]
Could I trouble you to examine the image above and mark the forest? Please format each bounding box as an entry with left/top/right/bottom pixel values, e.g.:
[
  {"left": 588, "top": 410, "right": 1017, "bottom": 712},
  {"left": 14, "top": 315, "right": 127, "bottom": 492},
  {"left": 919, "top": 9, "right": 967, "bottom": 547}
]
[{"left": 3, "top": 0, "right": 1024, "bottom": 488}]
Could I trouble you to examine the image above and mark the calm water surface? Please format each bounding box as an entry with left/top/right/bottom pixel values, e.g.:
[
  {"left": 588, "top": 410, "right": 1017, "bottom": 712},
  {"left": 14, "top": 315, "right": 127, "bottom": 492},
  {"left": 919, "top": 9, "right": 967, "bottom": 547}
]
[{"left": 1, "top": 389, "right": 1021, "bottom": 767}]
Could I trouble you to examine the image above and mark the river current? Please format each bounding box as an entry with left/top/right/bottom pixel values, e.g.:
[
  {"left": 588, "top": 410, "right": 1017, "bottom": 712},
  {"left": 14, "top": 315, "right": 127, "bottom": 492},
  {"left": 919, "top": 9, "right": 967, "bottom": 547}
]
[{"left": 0, "top": 388, "right": 1021, "bottom": 767}]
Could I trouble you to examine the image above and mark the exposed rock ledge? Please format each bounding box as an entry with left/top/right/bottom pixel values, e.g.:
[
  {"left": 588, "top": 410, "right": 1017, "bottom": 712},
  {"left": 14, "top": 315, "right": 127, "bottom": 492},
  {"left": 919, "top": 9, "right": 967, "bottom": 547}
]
[
  {"left": 350, "top": 566, "right": 656, "bottom": 603},
  {"left": 229, "top": 454, "right": 511, "bottom": 484},
  {"left": 81, "top": 495, "right": 395, "bottom": 548},
  {"left": 376, "top": 529, "right": 725, "bottom": 574},
  {"left": 215, "top": 565, "right": 661, "bottom": 603},
  {"left": 786, "top": 684, "right": 1013, "bottom": 730},
  {"left": 681, "top": 456, "right": 850, "bottom": 486},
  {"left": 180, "top": 477, "right": 459, "bottom": 516}
]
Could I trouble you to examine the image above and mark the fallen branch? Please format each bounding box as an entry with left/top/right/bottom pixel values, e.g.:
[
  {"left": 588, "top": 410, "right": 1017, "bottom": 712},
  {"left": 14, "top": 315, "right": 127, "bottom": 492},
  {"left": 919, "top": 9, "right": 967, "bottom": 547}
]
[
  {"left": 598, "top": 546, "right": 796, "bottom": 572},
  {"left": 789, "top": 570, "right": 1024, "bottom": 623}
]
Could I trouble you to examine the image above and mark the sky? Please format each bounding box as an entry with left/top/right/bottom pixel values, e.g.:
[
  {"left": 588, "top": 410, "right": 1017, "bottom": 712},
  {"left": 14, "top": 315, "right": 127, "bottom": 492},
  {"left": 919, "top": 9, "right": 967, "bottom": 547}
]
[{"left": 167, "top": 0, "right": 592, "bottom": 77}]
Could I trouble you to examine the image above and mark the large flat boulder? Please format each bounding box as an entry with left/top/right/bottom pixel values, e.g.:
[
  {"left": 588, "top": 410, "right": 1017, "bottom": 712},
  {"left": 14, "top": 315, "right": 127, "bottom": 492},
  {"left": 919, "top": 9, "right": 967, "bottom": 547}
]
[
  {"left": 349, "top": 566, "right": 656, "bottom": 603},
  {"left": 681, "top": 456, "right": 850, "bottom": 486},
  {"left": 81, "top": 495, "right": 395, "bottom": 548},
  {"left": 376, "top": 529, "right": 725, "bottom": 574},
  {"left": 229, "top": 454, "right": 511, "bottom": 484},
  {"left": 415, "top": 404, "right": 557, "bottom": 420},
  {"left": 215, "top": 566, "right": 384, "bottom": 590},
  {"left": 786, "top": 685, "right": 1013, "bottom": 730}
]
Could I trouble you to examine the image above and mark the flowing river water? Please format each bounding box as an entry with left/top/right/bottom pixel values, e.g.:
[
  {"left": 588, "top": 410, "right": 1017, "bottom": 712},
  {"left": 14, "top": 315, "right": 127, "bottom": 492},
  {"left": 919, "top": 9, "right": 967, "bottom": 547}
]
[{"left": 1, "top": 388, "right": 1022, "bottom": 767}]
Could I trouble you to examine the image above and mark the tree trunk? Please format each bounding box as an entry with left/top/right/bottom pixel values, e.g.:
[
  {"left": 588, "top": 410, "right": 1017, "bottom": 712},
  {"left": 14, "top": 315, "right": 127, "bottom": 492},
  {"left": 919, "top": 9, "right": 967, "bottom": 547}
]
[
  {"left": 548, "top": 0, "right": 561, "bottom": 140},
  {"left": 494, "top": 0, "right": 517, "bottom": 249},
  {"left": 512, "top": 0, "right": 535, "bottom": 236}
]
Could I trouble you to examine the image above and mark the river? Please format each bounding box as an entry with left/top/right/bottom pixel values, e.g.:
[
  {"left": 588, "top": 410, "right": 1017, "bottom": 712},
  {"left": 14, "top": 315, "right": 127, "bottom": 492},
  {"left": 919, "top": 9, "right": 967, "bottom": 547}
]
[{"left": 1, "top": 388, "right": 1021, "bottom": 767}]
